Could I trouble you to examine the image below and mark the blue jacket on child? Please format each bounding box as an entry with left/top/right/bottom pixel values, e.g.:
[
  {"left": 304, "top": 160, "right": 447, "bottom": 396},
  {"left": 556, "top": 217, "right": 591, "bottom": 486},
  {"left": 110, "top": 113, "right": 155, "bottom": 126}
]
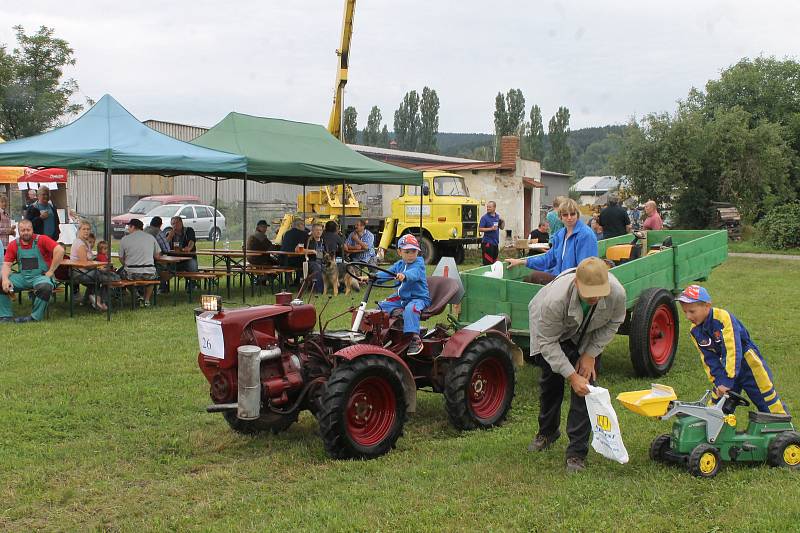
[
  {"left": 524, "top": 219, "right": 598, "bottom": 276},
  {"left": 376, "top": 256, "right": 431, "bottom": 306}
]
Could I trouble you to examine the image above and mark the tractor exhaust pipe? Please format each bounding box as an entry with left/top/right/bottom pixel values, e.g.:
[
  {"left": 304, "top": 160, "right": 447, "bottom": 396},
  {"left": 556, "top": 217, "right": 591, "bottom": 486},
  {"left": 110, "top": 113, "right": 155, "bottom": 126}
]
[{"left": 237, "top": 344, "right": 282, "bottom": 420}]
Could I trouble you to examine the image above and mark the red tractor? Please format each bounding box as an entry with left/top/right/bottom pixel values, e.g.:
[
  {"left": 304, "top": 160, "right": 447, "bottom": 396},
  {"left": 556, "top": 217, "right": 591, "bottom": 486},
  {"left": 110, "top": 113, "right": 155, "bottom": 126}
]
[{"left": 197, "top": 261, "right": 520, "bottom": 459}]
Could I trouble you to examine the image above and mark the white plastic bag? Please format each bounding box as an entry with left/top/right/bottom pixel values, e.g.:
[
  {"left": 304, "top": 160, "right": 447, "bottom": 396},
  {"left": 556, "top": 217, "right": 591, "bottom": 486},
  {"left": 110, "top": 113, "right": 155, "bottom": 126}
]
[
  {"left": 585, "top": 385, "right": 629, "bottom": 464},
  {"left": 482, "top": 261, "right": 504, "bottom": 278}
]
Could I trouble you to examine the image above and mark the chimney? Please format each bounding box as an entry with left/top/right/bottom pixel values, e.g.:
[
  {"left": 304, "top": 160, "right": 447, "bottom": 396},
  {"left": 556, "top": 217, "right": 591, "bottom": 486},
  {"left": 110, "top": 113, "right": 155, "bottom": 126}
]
[{"left": 500, "top": 136, "right": 520, "bottom": 169}]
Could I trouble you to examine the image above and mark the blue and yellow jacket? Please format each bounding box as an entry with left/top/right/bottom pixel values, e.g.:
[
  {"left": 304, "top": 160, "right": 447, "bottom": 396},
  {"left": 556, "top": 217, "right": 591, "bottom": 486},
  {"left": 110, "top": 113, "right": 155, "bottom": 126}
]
[
  {"left": 376, "top": 257, "right": 431, "bottom": 305},
  {"left": 689, "top": 307, "right": 758, "bottom": 389}
]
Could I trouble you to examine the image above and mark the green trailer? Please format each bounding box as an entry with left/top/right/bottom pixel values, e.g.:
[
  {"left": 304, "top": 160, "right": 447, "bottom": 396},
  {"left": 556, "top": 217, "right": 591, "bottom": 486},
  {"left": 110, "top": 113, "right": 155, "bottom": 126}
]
[{"left": 458, "top": 230, "right": 728, "bottom": 377}]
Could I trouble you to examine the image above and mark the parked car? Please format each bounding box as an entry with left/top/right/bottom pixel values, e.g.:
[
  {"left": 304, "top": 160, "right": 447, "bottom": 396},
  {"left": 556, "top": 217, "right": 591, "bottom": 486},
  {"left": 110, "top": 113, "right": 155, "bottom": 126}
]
[
  {"left": 112, "top": 194, "right": 200, "bottom": 238},
  {"left": 138, "top": 203, "right": 226, "bottom": 242}
]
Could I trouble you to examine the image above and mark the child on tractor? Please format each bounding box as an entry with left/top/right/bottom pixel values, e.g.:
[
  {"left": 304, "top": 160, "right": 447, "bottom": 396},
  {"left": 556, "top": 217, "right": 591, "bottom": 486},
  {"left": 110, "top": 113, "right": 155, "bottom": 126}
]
[
  {"left": 375, "top": 234, "right": 431, "bottom": 356},
  {"left": 677, "top": 284, "right": 789, "bottom": 415}
]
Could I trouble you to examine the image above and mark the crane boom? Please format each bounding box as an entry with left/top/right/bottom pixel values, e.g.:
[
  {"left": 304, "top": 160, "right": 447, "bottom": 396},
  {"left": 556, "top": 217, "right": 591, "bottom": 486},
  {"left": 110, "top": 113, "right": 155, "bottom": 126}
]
[{"left": 327, "top": 0, "right": 356, "bottom": 139}]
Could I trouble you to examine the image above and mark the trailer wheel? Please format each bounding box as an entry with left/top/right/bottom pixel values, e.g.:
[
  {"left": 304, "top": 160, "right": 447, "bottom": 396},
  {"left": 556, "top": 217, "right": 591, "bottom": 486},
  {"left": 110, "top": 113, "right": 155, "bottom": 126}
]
[
  {"left": 649, "top": 434, "right": 671, "bottom": 462},
  {"left": 318, "top": 355, "right": 408, "bottom": 459},
  {"left": 688, "top": 444, "right": 721, "bottom": 478},
  {"left": 222, "top": 410, "right": 298, "bottom": 435},
  {"left": 453, "top": 244, "right": 465, "bottom": 265},
  {"left": 444, "top": 336, "right": 515, "bottom": 430},
  {"left": 629, "top": 288, "right": 679, "bottom": 377},
  {"left": 767, "top": 431, "right": 800, "bottom": 469},
  {"left": 417, "top": 235, "right": 438, "bottom": 265}
]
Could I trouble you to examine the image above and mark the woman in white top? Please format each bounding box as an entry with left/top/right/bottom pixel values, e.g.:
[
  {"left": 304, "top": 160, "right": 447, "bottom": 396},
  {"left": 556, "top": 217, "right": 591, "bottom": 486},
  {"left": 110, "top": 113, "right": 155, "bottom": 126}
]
[{"left": 71, "top": 220, "right": 107, "bottom": 310}]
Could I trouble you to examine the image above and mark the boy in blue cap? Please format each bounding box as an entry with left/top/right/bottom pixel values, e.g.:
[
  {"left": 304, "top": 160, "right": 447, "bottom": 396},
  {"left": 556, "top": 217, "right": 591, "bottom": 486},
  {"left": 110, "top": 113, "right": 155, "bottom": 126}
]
[
  {"left": 677, "top": 284, "right": 788, "bottom": 414},
  {"left": 376, "top": 234, "right": 431, "bottom": 356}
]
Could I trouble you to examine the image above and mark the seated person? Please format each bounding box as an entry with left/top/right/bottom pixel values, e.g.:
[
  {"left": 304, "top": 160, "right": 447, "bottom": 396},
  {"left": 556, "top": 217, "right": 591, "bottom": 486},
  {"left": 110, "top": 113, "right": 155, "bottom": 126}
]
[
  {"left": 528, "top": 222, "right": 550, "bottom": 256},
  {"left": 345, "top": 218, "right": 377, "bottom": 265},
  {"left": 118, "top": 219, "right": 160, "bottom": 306},
  {"left": 71, "top": 220, "right": 106, "bottom": 311},
  {"left": 322, "top": 220, "right": 344, "bottom": 258},
  {"left": 677, "top": 285, "right": 788, "bottom": 414},
  {"left": 0, "top": 219, "right": 65, "bottom": 323},
  {"left": 165, "top": 216, "right": 198, "bottom": 274},
  {"left": 95, "top": 241, "right": 109, "bottom": 263},
  {"left": 305, "top": 223, "right": 326, "bottom": 293},
  {"left": 374, "top": 234, "right": 431, "bottom": 356},
  {"left": 506, "top": 198, "right": 598, "bottom": 285},
  {"left": 247, "top": 219, "right": 277, "bottom": 266},
  {"left": 145, "top": 216, "right": 170, "bottom": 254},
  {"left": 280, "top": 218, "right": 309, "bottom": 280}
]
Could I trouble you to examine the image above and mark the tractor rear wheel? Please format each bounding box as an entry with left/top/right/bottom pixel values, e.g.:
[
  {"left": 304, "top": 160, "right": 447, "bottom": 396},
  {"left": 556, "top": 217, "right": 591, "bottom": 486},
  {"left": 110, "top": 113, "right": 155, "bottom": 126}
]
[
  {"left": 688, "top": 444, "right": 721, "bottom": 478},
  {"left": 223, "top": 410, "right": 298, "bottom": 435},
  {"left": 629, "top": 288, "right": 679, "bottom": 377},
  {"left": 318, "top": 355, "right": 408, "bottom": 459},
  {"left": 649, "top": 434, "right": 671, "bottom": 462},
  {"left": 444, "top": 336, "right": 515, "bottom": 430},
  {"left": 767, "top": 431, "right": 800, "bottom": 469}
]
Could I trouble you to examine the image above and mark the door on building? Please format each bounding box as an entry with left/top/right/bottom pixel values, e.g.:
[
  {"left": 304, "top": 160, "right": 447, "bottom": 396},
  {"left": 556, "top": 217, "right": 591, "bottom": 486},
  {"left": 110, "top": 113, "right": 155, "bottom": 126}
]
[{"left": 523, "top": 186, "right": 532, "bottom": 237}]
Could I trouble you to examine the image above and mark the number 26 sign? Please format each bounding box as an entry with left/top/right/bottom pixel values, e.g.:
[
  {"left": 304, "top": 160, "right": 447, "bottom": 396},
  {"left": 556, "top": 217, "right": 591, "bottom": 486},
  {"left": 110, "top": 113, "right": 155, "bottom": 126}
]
[{"left": 196, "top": 315, "right": 225, "bottom": 359}]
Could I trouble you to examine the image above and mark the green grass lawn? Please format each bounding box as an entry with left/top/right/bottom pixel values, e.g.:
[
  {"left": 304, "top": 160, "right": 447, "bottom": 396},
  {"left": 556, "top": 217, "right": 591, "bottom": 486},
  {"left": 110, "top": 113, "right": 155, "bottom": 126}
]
[{"left": 2, "top": 257, "right": 800, "bottom": 531}]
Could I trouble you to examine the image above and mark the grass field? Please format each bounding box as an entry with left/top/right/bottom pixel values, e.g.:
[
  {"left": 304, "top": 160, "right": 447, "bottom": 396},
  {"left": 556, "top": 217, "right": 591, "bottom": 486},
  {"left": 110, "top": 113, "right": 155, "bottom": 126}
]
[{"left": 2, "top": 257, "right": 800, "bottom": 531}]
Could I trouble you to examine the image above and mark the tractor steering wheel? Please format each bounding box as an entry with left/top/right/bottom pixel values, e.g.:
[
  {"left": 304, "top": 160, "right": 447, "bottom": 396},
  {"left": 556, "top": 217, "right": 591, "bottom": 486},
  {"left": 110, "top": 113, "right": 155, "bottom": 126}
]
[
  {"left": 721, "top": 389, "right": 750, "bottom": 414},
  {"left": 345, "top": 261, "right": 401, "bottom": 289}
]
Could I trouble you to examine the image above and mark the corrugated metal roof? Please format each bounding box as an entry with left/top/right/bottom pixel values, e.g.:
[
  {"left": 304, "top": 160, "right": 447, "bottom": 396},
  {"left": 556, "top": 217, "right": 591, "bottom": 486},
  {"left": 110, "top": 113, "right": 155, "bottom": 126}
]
[
  {"left": 347, "top": 143, "right": 481, "bottom": 164},
  {"left": 571, "top": 175, "right": 619, "bottom": 192}
]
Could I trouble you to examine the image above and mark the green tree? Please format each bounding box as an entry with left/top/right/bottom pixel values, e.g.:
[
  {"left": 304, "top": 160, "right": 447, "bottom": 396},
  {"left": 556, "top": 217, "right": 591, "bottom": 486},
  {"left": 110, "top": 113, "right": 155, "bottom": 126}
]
[
  {"left": 546, "top": 106, "right": 571, "bottom": 173},
  {"left": 493, "top": 92, "right": 507, "bottom": 141},
  {"left": 342, "top": 106, "right": 358, "bottom": 143},
  {"left": 505, "top": 89, "right": 526, "bottom": 135},
  {"left": 525, "top": 104, "right": 545, "bottom": 161},
  {"left": 0, "top": 25, "right": 83, "bottom": 139},
  {"left": 379, "top": 124, "right": 390, "bottom": 148},
  {"left": 393, "top": 90, "right": 421, "bottom": 151},
  {"left": 362, "top": 105, "right": 382, "bottom": 146},
  {"left": 418, "top": 86, "right": 440, "bottom": 154}
]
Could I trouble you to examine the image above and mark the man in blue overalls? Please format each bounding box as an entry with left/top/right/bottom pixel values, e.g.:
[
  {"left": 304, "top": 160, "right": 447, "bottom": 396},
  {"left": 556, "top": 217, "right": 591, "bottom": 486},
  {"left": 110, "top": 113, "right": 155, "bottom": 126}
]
[{"left": 1, "top": 219, "right": 65, "bottom": 323}]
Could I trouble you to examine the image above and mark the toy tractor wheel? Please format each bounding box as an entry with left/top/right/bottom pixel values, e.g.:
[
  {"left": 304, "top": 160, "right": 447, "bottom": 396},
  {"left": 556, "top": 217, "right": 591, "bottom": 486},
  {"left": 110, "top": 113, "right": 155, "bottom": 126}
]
[
  {"left": 444, "top": 336, "right": 516, "bottom": 430},
  {"left": 629, "top": 288, "right": 679, "bottom": 377},
  {"left": 318, "top": 355, "right": 408, "bottom": 459},
  {"left": 767, "top": 431, "right": 800, "bottom": 469},
  {"left": 688, "top": 444, "right": 721, "bottom": 478},
  {"left": 649, "top": 434, "right": 671, "bottom": 462},
  {"left": 222, "top": 410, "right": 298, "bottom": 435}
]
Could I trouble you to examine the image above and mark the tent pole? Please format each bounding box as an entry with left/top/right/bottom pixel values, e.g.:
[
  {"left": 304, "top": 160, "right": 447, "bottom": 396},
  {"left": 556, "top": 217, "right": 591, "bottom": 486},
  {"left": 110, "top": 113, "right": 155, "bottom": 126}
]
[
  {"left": 242, "top": 174, "right": 248, "bottom": 303},
  {"left": 342, "top": 180, "right": 346, "bottom": 240},
  {"left": 303, "top": 184, "right": 306, "bottom": 223},
  {"left": 213, "top": 177, "right": 218, "bottom": 251},
  {"left": 419, "top": 180, "right": 423, "bottom": 240},
  {"left": 104, "top": 169, "right": 112, "bottom": 243}
]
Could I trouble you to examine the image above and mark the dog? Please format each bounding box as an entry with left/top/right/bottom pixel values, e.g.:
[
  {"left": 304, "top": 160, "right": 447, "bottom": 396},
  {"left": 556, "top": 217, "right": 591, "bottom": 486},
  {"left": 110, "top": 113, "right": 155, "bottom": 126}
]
[{"left": 321, "top": 253, "right": 340, "bottom": 296}]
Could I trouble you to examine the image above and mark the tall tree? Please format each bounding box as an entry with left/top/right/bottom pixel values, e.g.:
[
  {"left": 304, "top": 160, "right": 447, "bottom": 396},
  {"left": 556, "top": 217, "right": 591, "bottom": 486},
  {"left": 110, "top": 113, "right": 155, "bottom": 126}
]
[
  {"left": 393, "top": 90, "right": 421, "bottom": 151},
  {"left": 546, "top": 106, "right": 571, "bottom": 173},
  {"left": 418, "top": 86, "right": 440, "bottom": 154},
  {"left": 379, "top": 124, "right": 390, "bottom": 148},
  {"left": 362, "top": 105, "right": 382, "bottom": 146},
  {"left": 342, "top": 106, "right": 358, "bottom": 143},
  {"left": 525, "top": 104, "right": 545, "bottom": 161},
  {"left": 0, "top": 25, "right": 83, "bottom": 139},
  {"left": 505, "top": 89, "right": 526, "bottom": 135},
  {"left": 493, "top": 92, "right": 507, "bottom": 139}
]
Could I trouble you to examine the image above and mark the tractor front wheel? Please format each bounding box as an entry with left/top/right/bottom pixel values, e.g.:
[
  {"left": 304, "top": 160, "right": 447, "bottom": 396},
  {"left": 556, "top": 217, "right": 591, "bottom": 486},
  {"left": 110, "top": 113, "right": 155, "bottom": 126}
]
[
  {"left": 318, "top": 355, "right": 408, "bottom": 459},
  {"left": 223, "top": 410, "right": 298, "bottom": 435},
  {"left": 688, "top": 444, "right": 721, "bottom": 478},
  {"left": 649, "top": 434, "right": 671, "bottom": 462},
  {"left": 629, "top": 288, "right": 679, "bottom": 377},
  {"left": 767, "top": 431, "right": 800, "bottom": 469},
  {"left": 444, "top": 336, "right": 515, "bottom": 430}
]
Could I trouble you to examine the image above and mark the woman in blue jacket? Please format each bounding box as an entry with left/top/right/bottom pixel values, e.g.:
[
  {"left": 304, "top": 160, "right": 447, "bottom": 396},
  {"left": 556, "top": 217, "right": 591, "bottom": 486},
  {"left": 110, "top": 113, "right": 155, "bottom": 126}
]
[{"left": 507, "top": 198, "right": 598, "bottom": 284}]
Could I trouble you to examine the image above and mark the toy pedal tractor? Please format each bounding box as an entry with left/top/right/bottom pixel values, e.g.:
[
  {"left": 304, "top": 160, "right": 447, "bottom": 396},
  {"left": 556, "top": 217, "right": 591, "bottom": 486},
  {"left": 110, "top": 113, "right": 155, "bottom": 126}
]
[
  {"left": 618, "top": 385, "right": 800, "bottom": 478},
  {"left": 196, "top": 259, "right": 521, "bottom": 460}
]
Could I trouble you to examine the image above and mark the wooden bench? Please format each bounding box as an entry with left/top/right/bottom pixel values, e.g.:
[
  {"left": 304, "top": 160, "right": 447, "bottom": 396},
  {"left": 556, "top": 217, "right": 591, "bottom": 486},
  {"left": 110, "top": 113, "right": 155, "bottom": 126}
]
[
  {"left": 175, "top": 271, "right": 227, "bottom": 301},
  {"left": 246, "top": 266, "right": 297, "bottom": 295},
  {"left": 104, "top": 279, "right": 161, "bottom": 314}
]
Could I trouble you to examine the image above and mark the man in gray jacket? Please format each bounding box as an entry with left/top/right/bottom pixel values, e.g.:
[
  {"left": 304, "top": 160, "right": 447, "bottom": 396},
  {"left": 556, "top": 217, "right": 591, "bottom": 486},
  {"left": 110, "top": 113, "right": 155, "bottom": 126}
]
[{"left": 527, "top": 256, "right": 626, "bottom": 472}]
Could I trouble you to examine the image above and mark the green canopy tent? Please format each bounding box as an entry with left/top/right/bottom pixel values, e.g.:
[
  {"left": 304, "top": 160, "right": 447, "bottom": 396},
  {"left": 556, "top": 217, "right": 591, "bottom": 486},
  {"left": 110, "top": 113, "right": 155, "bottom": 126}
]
[
  {"left": 0, "top": 94, "right": 248, "bottom": 242},
  {"left": 191, "top": 112, "right": 423, "bottom": 300}
]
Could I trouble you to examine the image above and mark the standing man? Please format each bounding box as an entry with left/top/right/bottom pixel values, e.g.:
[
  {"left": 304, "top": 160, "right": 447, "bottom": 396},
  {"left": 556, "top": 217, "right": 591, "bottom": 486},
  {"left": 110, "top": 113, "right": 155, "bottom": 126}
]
[
  {"left": 478, "top": 201, "right": 502, "bottom": 265},
  {"left": 546, "top": 196, "right": 565, "bottom": 245},
  {"left": 526, "top": 257, "right": 626, "bottom": 472},
  {"left": 642, "top": 200, "right": 664, "bottom": 230},
  {"left": 119, "top": 219, "right": 160, "bottom": 306},
  {"left": 344, "top": 218, "right": 377, "bottom": 265},
  {"left": 25, "top": 186, "right": 60, "bottom": 241},
  {"left": 1, "top": 219, "right": 65, "bottom": 322},
  {"left": 598, "top": 193, "right": 631, "bottom": 239}
]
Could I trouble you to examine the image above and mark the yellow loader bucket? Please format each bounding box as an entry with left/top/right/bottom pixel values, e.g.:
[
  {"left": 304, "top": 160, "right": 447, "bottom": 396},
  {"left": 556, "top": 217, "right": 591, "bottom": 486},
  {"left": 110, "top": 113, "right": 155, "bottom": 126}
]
[{"left": 617, "top": 384, "right": 677, "bottom": 417}]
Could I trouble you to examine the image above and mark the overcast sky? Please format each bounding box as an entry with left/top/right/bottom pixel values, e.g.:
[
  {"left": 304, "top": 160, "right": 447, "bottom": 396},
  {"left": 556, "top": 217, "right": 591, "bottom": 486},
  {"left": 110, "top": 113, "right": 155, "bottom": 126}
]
[{"left": 2, "top": 1, "right": 799, "bottom": 133}]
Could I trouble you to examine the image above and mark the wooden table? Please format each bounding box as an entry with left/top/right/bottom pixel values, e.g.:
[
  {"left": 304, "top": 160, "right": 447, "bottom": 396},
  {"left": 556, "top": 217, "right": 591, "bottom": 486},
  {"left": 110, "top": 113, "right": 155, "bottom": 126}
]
[{"left": 60, "top": 259, "right": 111, "bottom": 318}]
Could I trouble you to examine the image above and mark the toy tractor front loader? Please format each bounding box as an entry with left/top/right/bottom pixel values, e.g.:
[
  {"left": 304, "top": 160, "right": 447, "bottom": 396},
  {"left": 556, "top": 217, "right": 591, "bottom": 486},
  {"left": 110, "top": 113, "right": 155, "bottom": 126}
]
[{"left": 618, "top": 385, "right": 800, "bottom": 478}]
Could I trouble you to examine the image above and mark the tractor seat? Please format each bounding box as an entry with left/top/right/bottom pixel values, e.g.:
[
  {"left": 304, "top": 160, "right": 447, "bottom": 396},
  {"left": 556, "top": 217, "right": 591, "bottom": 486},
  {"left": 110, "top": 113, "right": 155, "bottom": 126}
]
[
  {"left": 748, "top": 411, "right": 792, "bottom": 424},
  {"left": 419, "top": 277, "right": 461, "bottom": 320}
]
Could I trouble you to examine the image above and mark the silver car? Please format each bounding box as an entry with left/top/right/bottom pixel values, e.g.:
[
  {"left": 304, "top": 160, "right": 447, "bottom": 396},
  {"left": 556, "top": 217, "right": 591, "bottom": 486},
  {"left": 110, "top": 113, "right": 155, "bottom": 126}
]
[{"left": 138, "top": 203, "right": 226, "bottom": 241}]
